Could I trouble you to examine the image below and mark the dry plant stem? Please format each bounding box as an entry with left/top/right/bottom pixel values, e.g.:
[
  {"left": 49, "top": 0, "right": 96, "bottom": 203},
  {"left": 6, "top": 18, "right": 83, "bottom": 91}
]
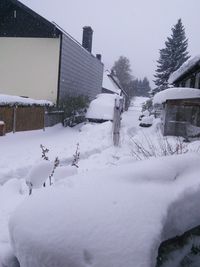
[
  {"left": 49, "top": 157, "right": 59, "bottom": 186},
  {"left": 129, "top": 129, "right": 190, "bottom": 160}
]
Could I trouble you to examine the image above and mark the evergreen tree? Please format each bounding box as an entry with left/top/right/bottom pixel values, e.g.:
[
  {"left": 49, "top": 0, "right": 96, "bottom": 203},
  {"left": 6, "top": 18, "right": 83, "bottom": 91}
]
[
  {"left": 111, "top": 56, "right": 133, "bottom": 94},
  {"left": 131, "top": 77, "right": 151, "bottom": 97},
  {"left": 141, "top": 77, "right": 151, "bottom": 97},
  {"left": 153, "top": 18, "right": 190, "bottom": 94}
]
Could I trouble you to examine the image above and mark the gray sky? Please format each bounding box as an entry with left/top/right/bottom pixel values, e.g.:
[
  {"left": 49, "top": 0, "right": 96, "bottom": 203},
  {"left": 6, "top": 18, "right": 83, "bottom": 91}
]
[{"left": 22, "top": 0, "right": 200, "bottom": 87}]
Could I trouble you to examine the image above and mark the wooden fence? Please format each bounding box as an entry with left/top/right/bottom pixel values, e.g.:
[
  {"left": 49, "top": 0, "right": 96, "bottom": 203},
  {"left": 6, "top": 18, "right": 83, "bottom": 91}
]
[{"left": 0, "top": 106, "right": 45, "bottom": 133}]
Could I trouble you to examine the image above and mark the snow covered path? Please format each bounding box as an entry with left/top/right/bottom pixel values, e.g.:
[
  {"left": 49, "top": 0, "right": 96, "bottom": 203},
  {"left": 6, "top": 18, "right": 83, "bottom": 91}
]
[
  {"left": 0, "top": 97, "right": 148, "bottom": 266},
  {"left": 0, "top": 97, "right": 148, "bottom": 185}
]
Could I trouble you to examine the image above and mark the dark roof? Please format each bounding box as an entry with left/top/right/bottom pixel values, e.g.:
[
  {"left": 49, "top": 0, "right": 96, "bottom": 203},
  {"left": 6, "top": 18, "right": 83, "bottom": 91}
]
[
  {"left": 0, "top": 0, "right": 60, "bottom": 37},
  {"left": 10, "top": 0, "right": 58, "bottom": 31}
]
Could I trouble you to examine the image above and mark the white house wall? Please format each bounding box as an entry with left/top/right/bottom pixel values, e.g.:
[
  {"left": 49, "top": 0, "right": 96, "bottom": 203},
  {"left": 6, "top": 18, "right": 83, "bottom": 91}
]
[{"left": 0, "top": 37, "right": 60, "bottom": 103}]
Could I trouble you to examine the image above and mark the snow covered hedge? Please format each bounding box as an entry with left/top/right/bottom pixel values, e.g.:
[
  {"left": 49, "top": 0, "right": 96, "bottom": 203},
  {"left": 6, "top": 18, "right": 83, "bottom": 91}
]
[{"left": 9, "top": 153, "right": 200, "bottom": 267}]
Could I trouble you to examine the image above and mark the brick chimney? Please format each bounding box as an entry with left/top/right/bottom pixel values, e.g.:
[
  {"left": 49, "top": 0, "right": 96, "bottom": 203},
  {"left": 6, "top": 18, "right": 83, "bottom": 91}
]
[
  {"left": 96, "top": 54, "right": 102, "bottom": 61},
  {"left": 82, "top": 26, "right": 93, "bottom": 53}
]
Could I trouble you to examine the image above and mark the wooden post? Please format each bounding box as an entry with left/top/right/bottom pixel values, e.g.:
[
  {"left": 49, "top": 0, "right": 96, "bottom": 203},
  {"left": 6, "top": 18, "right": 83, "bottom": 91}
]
[
  {"left": 13, "top": 105, "right": 17, "bottom": 133},
  {"left": 113, "top": 98, "right": 122, "bottom": 146},
  {"left": 43, "top": 107, "right": 45, "bottom": 131}
]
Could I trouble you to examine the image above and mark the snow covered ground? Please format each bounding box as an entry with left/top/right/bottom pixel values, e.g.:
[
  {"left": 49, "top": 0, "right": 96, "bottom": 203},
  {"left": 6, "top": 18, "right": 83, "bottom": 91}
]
[{"left": 1, "top": 97, "right": 200, "bottom": 267}]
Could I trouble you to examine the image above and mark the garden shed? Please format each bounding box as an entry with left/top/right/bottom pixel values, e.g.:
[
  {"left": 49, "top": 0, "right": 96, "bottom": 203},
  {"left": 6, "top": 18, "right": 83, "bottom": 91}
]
[
  {"left": 0, "top": 94, "right": 52, "bottom": 133},
  {"left": 153, "top": 88, "right": 200, "bottom": 137}
]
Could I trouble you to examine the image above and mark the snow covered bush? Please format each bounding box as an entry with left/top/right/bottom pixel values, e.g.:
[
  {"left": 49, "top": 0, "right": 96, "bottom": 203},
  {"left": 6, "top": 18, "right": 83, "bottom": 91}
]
[{"left": 26, "top": 160, "right": 55, "bottom": 195}]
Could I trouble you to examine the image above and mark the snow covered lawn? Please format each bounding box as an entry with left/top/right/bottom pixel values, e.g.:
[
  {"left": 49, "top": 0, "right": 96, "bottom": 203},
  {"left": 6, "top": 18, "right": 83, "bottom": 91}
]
[{"left": 1, "top": 97, "right": 200, "bottom": 267}]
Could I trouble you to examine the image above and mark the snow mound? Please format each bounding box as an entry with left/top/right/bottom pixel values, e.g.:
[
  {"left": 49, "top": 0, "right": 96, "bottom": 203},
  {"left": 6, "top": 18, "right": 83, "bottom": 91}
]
[
  {"left": 9, "top": 153, "right": 200, "bottom": 267},
  {"left": 26, "top": 161, "right": 54, "bottom": 189},
  {"left": 169, "top": 55, "right": 200, "bottom": 84},
  {"left": 86, "top": 93, "right": 122, "bottom": 121},
  {"left": 54, "top": 165, "right": 78, "bottom": 181},
  {"left": 153, "top": 87, "right": 200, "bottom": 105},
  {"left": 0, "top": 244, "right": 19, "bottom": 267}
]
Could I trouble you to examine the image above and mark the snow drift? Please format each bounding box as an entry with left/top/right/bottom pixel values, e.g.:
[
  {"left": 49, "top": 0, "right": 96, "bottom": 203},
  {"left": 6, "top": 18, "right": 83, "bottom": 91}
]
[{"left": 9, "top": 153, "right": 200, "bottom": 267}]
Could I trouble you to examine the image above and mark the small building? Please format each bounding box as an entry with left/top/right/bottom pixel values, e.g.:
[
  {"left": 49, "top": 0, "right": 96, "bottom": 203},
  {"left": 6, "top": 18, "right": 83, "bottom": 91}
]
[
  {"left": 169, "top": 56, "right": 200, "bottom": 89},
  {"left": 153, "top": 88, "right": 200, "bottom": 137},
  {"left": 102, "top": 71, "right": 121, "bottom": 95},
  {"left": 102, "top": 70, "right": 128, "bottom": 110},
  {"left": 0, "top": 94, "right": 52, "bottom": 133},
  {"left": 0, "top": 0, "right": 104, "bottom": 106}
]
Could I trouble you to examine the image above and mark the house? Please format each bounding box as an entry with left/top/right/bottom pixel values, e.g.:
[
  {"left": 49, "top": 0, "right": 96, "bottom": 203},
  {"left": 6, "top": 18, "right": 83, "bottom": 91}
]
[
  {"left": 153, "top": 87, "right": 200, "bottom": 137},
  {"left": 0, "top": 0, "right": 104, "bottom": 107},
  {"left": 169, "top": 56, "right": 200, "bottom": 89},
  {"left": 102, "top": 70, "right": 129, "bottom": 110},
  {"left": 152, "top": 56, "right": 200, "bottom": 137},
  {"left": 102, "top": 71, "right": 121, "bottom": 95}
]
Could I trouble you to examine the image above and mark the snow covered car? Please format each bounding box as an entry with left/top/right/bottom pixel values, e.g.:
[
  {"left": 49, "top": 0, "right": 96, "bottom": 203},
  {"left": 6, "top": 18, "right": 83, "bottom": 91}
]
[
  {"left": 86, "top": 93, "right": 122, "bottom": 122},
  {"left": 139, "top": 115, "right": 154, "bottom": 127}
]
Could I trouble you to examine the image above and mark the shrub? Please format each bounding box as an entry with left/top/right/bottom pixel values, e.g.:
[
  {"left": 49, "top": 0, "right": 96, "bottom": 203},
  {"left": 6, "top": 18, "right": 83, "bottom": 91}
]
[
  {"left": 129, "top": 130, "right": 190, "bottom": 160},
  {"left": 59, "top": 95, "right": 89, "bottom": 127}
]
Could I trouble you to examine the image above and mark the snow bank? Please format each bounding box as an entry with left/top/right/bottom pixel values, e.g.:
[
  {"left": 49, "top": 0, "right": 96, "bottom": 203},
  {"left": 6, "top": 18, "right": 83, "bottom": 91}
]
[
  {"left": 169, "top": 55, "right": 200, "bottom": 84},
  {"left": 153, "top": 87, "right": 200, "bottom": 105},
  {"left": 54, "top": 165, "right": 78, "bottom": 182},
  {"left": 86, "top": 93, "right": 122, "bottom": 120},
  {"left": 0, "top": 94, "right": 52, "bottom": 106},
  {"left": 9, "top": 153, "right": 200, "bottom": 267},
  {"left": 0, "top": 244, "right": 19, "bottom": 267}
]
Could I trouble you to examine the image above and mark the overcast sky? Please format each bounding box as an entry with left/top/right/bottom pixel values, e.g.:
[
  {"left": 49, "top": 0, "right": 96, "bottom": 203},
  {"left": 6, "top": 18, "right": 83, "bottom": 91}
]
[{"left": 22, "top": 0, "right": 200, "bottom": 87}]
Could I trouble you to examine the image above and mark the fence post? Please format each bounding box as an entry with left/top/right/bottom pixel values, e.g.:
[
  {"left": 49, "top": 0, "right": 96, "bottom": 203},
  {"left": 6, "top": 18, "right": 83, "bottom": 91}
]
[
  {"left": 13, "top": 105, "right": 17, "bottom": 133},
  {"left": 113, "top": 98, "right": 122, "bottom": 146}
]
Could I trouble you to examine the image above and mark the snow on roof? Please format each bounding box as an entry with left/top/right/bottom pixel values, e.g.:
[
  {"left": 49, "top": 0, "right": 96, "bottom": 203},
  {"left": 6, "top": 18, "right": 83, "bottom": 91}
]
[
  {"left": 153, "top": 87, "right": 200, "bottom": 105},
  {"left": 169, "top": 56, "right": 200, "bottom": 84},
  {"left": 0, "top": 94, "right": 53, "bottom": 106},
  {"left": 103, "top": 71, "right": 121, "bottom": 95}
]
